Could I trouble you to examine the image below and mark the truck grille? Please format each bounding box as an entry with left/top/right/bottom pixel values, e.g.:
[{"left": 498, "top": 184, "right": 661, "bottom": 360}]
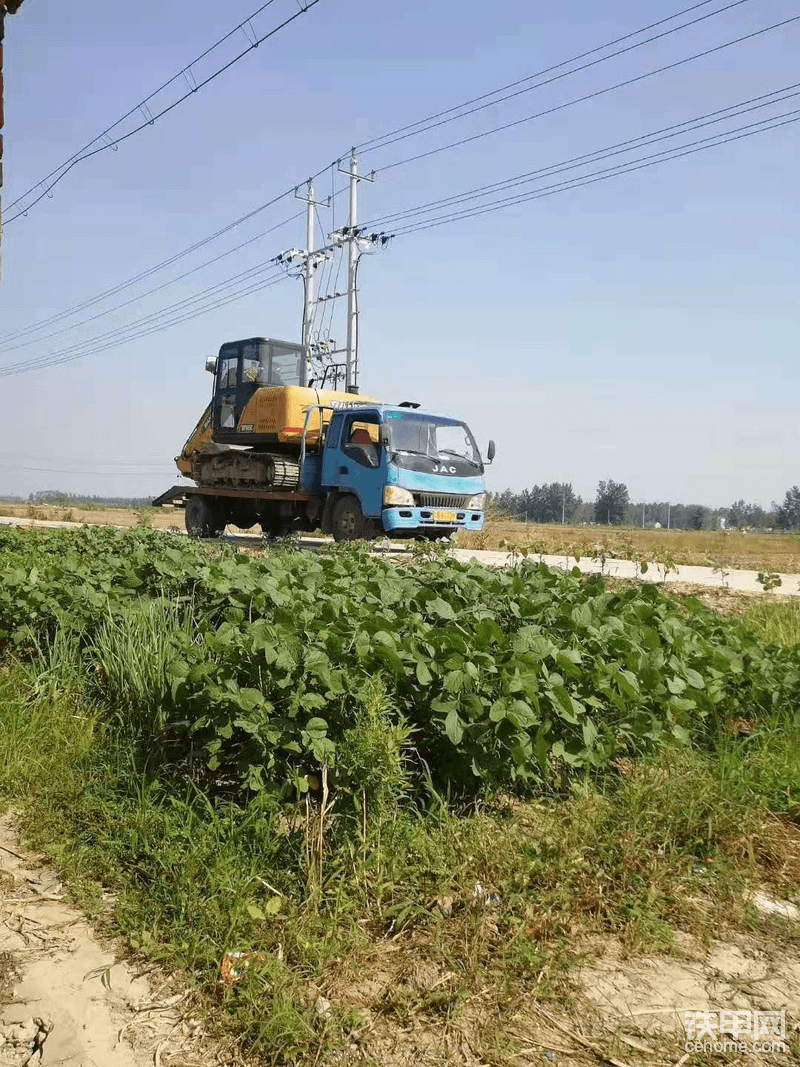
[{"left": 414, "top": 492, "right": 473, "bottom": 509}]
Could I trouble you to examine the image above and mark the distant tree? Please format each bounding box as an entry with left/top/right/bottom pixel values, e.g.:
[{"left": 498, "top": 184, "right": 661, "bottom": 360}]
[
  {"left": 776, "top": 486, "right": 800, "bottom": 531},
  {"left": 686, "top": 505, "right": 707, "bottom": 531},
  {"left": 594, "top": 480, "right": 629, "bottom": 526},
  {"left": 726, "top": 500, "right": 773, "bottom": 529}
]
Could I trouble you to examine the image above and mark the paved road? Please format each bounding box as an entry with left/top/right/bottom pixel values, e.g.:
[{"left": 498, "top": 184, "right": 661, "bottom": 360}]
[
  {"left": 2, "top": 515, "right": 797, "bottom": 597},
  {"left": 451, "top": 548, "right": 799, "bottom": 596}
]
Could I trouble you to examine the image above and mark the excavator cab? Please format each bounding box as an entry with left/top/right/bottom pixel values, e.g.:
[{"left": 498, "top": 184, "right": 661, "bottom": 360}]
[{"left": 211, "top": 337, "right": 306, "bottom": 441}]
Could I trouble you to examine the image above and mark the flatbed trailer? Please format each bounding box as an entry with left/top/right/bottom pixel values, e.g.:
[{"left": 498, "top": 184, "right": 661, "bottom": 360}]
[{"left": 152, "top": 485, "right": 312, "bottom": 508}]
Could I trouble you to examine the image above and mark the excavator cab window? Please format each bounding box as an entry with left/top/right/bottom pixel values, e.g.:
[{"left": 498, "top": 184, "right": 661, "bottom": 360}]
[{"left": 212, "top": 337, "right": 307, "bottom": 438}]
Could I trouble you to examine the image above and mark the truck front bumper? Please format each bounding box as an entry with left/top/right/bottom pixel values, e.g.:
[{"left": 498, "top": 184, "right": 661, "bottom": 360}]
[{"left": 381, "top": 506, "right": 484, "bottom": 533}]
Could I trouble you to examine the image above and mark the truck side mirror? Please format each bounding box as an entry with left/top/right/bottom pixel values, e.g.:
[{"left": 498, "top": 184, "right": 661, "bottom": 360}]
[
  {"left": 486, "top": 439, "right": 496, "bottom": 463},
  {"left": 205, "top": 356, "right": 217, "bottom": 375}
]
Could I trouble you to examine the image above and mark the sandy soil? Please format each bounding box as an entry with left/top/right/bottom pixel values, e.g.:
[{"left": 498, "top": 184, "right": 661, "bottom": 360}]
[
  {"left": 0, "top": 814, "right": 220, "bottom": 1067},
  {"left": 323, "top": 919, "right": 800, "bottom": 1066}
]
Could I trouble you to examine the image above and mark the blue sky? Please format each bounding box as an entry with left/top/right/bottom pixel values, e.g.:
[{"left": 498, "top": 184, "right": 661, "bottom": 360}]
[{"left": 0, "top": 0, "right": 797, "bottom": 507}]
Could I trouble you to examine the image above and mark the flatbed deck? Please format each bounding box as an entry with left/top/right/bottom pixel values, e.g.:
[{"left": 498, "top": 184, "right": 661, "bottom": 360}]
[{"left": 152, "top": 485, "right": 311, "bottom": 508}]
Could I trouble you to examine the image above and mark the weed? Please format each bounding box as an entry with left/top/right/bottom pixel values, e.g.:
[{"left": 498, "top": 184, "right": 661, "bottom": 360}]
[
  {"left": 757, "top": 570, "right": 782, "bottom": 592},
  {"left": 134, "top": 508, "right": 155, "bottom": 529},
  {"left": 711, "top": 556, "right": 731, "bottom": 588}
]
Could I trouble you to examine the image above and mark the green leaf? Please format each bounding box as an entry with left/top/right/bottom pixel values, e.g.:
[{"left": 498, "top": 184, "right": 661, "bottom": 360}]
[
  {"left": 582, "top": 717, "right": 598, "bottom": 748},
  {"left": 550, "top": 686, "right": 579, "bottom": 724},
  {"left": 616, "top": 670, "right": 640, "bottom": 699},
  {"left": 683, "top": 667, "right": 705, "bottom": 690},
  {"left": 416, "top": 659, "right": 432, "bottom": 685},
  {"left": 263, "top": 895, "right": 282, "bottom": 916},
  {"left": 428, "top": 597, "right": 456, "bottom": 620},
  {"left": 445, "top": 709, "right": 464, "bottom": 745},
  {"left": 489, "top": 700, "right": 507, "bottom": 722}
]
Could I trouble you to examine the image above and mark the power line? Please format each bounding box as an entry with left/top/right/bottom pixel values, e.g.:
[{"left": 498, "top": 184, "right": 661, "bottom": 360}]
[
  {"left": 357, "top": 0, "right": 746, "bottom": 153},
  {"left": 0, "top": 260, "right": 287, "bottom": 376},
  {"left": 392, "top": 109, "right": 800, "bottom": 236},
  {"left": 0, "top": 189, "right": 298, "bottom": 344},
  {"left": 362, "top": 83, "right": 800, "bottom": 230},
  {"left": 3, "top": 0, "right": 322, "bottom": 224},
  {"left": 7, "top": 93, "right": 794, "bottom": 377},
  {"left": 14, "top": 465, "right": 179, "bottom": 476},
  {"left": 0, "top": 451, "right": 173, "bottom": 467},
  {"left": 360, "top": 0, "right": 756, "bottom": 159},
  {"left": 0, "top": 258, "right": 284, "bottom": 373},
  {"left": 0, "top": 210, "right": 304, "bottom": 354},
  {"left": 2, "top": 0, "right": 792, "bottom": 379},
  {"left": 376, "top": 13, "right": 800, "bottom": 174},
  {"left": 0, "top": 272, "right": 291, "bottom": 377},
  {"left": 0, "top": 0, "right": 768, "bottom": 349}
]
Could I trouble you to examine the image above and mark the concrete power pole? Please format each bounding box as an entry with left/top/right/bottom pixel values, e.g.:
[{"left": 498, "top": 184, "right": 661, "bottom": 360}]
[
  {"left": 281, "top": 153, "right": 387, "bottom": 391},
  {"left": 294, "top": 180, "right": 329, "bottom": 352},
  {"left": 340, "top": 150, "right": 375, "bottom": 393}
]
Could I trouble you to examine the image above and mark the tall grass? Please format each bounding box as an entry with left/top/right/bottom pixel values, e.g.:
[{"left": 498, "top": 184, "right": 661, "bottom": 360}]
[{"left": 744, "top": 599, "right": 800, "bottom": 648}]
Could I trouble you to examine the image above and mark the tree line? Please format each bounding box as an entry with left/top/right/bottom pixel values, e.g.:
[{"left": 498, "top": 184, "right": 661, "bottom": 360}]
[{"left": 490, "top": 481, "right": 800, "bottom": 531}]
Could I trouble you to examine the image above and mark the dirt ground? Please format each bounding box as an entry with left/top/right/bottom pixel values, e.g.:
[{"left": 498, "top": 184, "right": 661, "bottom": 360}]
[
  {"left": 0, "top": 813, "right": 226, "bottom": 1067},
  {"left": 0, "top": 503, "right": 187, "bottom": 533},
  {"left": 326, "top": 924, "right": 800, "bottom": 1066}
]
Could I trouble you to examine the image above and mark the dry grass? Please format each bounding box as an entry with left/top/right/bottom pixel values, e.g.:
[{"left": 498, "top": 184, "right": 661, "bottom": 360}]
[
  {"left": 0, "top": 501, "right": 186, "bottom": 532},
  {"left": 460, "top": 516, "right": 800, "bottom": 573}
]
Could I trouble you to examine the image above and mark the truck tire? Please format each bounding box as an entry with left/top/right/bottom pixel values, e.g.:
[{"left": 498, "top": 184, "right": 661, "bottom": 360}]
[
  {"left": 331, "top": 495, "right": 366, "bottom": 542},
  {"left": 185, "top": 496, "right": 226, "bottom": 538}
]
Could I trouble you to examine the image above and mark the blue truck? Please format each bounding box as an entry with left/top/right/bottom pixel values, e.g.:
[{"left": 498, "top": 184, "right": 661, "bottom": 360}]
[{"left": 154, "top": 336, "right": 493, "bottom": 541}]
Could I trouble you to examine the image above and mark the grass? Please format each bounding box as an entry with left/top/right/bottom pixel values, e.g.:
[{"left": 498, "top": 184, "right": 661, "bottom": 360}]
[
  {"left": 460, "top": 514, "right": 800, "bottom": 574},
  {"left": 744, "top": 598, "right": 800, "bottom": 646},
  {"left": 2, "top": 595, "right": 800, "bottom": 1063}
]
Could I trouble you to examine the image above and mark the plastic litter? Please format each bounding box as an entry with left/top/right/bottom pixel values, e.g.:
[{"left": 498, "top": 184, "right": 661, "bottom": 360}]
[
  {"left": 219, "top": 951, "right": 266, "bottom": 984},
  {"left": 314, "top": 995, "right": 333, "bottom": 1020},
  {"left": 472, "top": 881, "right": 501, "bottom": 909},
  {"left": 749, "top": 892, "right": 800, "bottom": 921}
]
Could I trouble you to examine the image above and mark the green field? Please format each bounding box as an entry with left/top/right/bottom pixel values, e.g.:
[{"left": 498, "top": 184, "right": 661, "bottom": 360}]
[{"left": 1, "top": 525, "right": 799, "bottom": 1064}]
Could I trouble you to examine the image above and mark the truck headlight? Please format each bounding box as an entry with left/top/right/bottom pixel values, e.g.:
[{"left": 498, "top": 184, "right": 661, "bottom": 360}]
[
  {"left": 467, "top": 493, "right": 485, "bottom": 510},
  {"left": 383, "top": 485, "right": 415, "bottom": 507}
]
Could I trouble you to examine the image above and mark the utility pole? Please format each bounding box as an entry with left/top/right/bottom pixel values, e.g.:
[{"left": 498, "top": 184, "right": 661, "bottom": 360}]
[
  {"left": 293, "top": 180, "right": 330, "bottom": 352},
  {"left": 280, "top": 154, "right": 389, "bottom": 391},
  {"left": 339, "top": 150, "right": 375, "bottom": 393},
  {"left": 642, "top": 502, "right": 645, "bottom": 528},
  {"left": 667, "top": 502, "right": 671, "bottom": 530}
]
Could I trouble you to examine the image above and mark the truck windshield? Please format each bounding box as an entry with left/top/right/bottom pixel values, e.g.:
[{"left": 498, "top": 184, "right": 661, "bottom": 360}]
[{"left": 387, "top": 414, "right": 481, "bottom": 467}]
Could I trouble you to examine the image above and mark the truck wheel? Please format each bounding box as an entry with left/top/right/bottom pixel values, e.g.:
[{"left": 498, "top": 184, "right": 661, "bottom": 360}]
[
  {"left": 186, "top": 496, "right": 226, "bottom": 538},
  {"left": 331, "top": 495, "right": 366, "bottom": 542}
]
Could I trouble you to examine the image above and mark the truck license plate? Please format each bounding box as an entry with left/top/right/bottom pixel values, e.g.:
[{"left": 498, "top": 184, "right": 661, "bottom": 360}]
[{"left": 434, "top": 510, "right": 457, "bottom": 523}]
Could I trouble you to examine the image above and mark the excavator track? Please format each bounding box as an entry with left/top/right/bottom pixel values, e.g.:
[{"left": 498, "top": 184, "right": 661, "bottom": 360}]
[{"left": 193, "top": 449, "right": 300, "bottom": 490}]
